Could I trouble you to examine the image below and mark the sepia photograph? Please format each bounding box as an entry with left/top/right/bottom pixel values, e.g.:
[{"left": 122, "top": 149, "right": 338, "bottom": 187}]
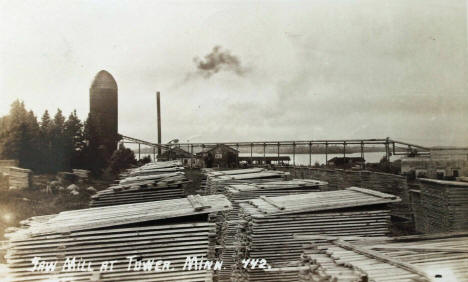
[{"left": 0, "top": 0, "right": 467, "bottom": 281}]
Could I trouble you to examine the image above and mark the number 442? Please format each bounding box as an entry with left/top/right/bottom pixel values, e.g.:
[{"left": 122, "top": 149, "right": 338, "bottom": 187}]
[{"left": 241, "top": 259, "right": 271, "bottom": 269}]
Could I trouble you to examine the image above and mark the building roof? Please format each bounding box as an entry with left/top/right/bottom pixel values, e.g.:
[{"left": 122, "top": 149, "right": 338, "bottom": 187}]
[
  {"left": 243, "top": 187, "right": 400, "bottom": 215},
  {"left": 160, "top": 147, "right": 194, "bottom": 158},
  {"left": 205, "top": 144, "right": 239, "bottom": 154},
  {"left": 90, "top": 70, "right": 117, "bottom": 90}
]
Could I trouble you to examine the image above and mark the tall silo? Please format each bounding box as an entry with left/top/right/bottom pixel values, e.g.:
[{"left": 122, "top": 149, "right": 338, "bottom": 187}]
[{"left": 89, "top": 70, "right": 118, "bottom": 154}]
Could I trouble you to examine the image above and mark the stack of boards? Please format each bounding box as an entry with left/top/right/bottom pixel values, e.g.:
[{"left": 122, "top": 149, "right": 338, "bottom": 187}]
[
  {"left": 299, "top": 232, "right": 468, "bottom": 282},
  {"left": 90, "top": 161, "right": 190, "bottom": 207},
  {"left": 203, "top": 168, "right": 290, "bottom": 195},
  {"left": 233, "top": 187, "right": 401, "bottom": 282},
  {"left": 3, "top": 167, "right": 32, "bottom": 190},
  {"left": 217, "top": 179, "right": 328, "bottom": 281},
  {"left": 120, "top": 161, "right": 184, "bottom": 177},
  {"left": 413, "top": 178, "right": 468, "bottom": 233},
  {"left": 4, "top": 194, "right": 231, "bottom": 282}
]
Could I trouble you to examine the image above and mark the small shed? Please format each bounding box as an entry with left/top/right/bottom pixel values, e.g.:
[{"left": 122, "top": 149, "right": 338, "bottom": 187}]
[
  {"left": 327, "top": 157, "right": 365, "bottom": 168},
  {"left": 159, "top": 147, "right": 195, "bottom": 166},
  {"left": 197, "top": 144, "right": 239, "bottom": 168}
]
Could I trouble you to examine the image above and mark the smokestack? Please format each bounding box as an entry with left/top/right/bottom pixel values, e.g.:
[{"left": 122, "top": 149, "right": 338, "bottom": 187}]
[{"left": 156, "top": 92, "right": 162, "bottom": 156}]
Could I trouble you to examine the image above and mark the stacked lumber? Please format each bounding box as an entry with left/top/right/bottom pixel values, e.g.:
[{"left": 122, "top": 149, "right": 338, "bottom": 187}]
[
  {"left": 217, "top": 179, "right": 328, "bottom": 281},
  {"left": 72, "top": 169, "right": 90, "bottom": 180},
  {"left": 413, "top": 179, "right": 468, "bottom": 233},
  {"left": 233, "top": 187, "right": 400, "bottom": 281},
  {"left": 204, "top": 168, "right": 290, "bottom": 195},
  {"left": 90, "top": 171, "right": 190, "bottom": 207},
  {"left": 5, "top": 167, "right": 32, "bottom": 190},
  {"left": 299, "top": 232, "right": 468, "bottom": 282},
  {"left": 4, "top": 194, "right": 232, "bottom": 282},
  {"left": 123, "top": 161, "right": 184, "bottom": 177}
]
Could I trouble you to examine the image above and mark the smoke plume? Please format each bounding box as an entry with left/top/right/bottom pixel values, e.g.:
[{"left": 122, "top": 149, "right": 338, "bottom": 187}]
[{"left": 193, "top": 46, "right": 248, "bottom": 78}]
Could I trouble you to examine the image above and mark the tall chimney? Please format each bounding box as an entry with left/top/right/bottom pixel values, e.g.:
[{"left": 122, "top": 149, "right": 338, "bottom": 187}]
[{"left": 156, "top": 92, "right": 162, "bottom": 156}]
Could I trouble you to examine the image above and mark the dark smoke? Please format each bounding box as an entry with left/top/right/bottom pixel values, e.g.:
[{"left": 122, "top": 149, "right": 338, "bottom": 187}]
[{"left": 193, "top": 46, "right": 247, "bottom": 78}]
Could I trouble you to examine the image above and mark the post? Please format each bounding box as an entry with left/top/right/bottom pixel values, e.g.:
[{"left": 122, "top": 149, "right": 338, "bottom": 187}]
[
  {"left": 309, "top": 142, "right": 312, "bottom": 167},
  {"left": 250, "top": 143, "right": 253, "bottom": 166},
  {"left": 236, "top": 143, "right": 239, "bottom": 167},
  {"left": 385, "top": 138, "right": 390, "bottom": 162},
  {"left": 361, "top": 141, "right": 365, "bottom": 170},
  {"left": 156, "top": 92, "right": 162, "bottom": 156},
  {"left": 292, "top": 141, "right": 296, "bottom": 166},
  {"left": 343, "top": 141, "right": 346, "bottom": 158},
  {"left": 263, "top": 143, "right": 266, "bottom": 166},
  {"left": 325, "top": 142, "right": 328, "bottom": 166},
  {"left": 190, "top": 144, "right": 194, "bottom": 168},
  {"left": 153, "top": 146, "right": 156, "bottom": 162},
  {"left": 138, "top": 143, "right": 141, "bottom": 160},
  {"left": 277, "top": 142, "right": 280, "bottom": 165}
]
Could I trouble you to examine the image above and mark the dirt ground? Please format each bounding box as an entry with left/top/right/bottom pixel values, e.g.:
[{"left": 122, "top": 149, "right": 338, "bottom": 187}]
[
  {"left": 0, "top": 174, "right": 113, "bottom": 264},
  {"left": 183, "top": 168, "right": 203, "bottom": 195}
]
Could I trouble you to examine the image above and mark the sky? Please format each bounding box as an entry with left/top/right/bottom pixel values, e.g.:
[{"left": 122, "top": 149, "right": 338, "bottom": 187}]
[{"left": 1, "top": 0, "right": 467, "bottom": 147}]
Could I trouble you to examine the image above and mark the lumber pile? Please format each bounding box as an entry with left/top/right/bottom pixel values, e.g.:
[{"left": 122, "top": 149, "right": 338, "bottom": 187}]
[
  {"left": 277, "top": 167, "right": 413, "bottom": 220},
  {"left": 4, "top": 194, "right": 232, "bottom": 281},
  {"left": 4, "top": 167, "right": 32, "bottom": 190},
  {"left": 90, "top": 171, "right": 190, "bottom": 207},
  {"left": 204, "top": 168, "right": 290, "bottom": 195},
  {"left": 72, "top": 169, "right": 90, "bottom": 180},
  {"left": 412, "top": 178, "right": 468, "bottom": 233},
  {"left": 233, "top": 187, "right": 400, "bottom": 281},
  {"left": 299, "top": 232, "right": 468, "bottom": 282},
  {"left": 217, "top": 179, "right": 328, "bottom": 281},
  {"left": 122, "top": 161, "right": 184, "bottom": 177}
]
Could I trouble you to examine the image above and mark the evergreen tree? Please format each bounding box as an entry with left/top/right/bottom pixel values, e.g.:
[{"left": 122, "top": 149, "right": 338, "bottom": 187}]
[
  {"left": 108, "top": 144, "right": 137, "bottom": 175},
  {"left": 51, "top": 109, "right": 66, "bottom": 172},
  {"left": 64, "top": 110, "right": 85, "bottom": 169},
  {"left": 22, "top": 110, "right": 41, "bottom": 170},
  {"left": 0, "top": 100, "right": 40, "bottom": 170},
  {"left": 39, "top": 110, "right": 53, "bottom": 173},
  {"left": 0, "top": 100, "right": 28, "bottom": 161},
  {"left": 82, "top": 113, "right": 108, "bottom": 175}
]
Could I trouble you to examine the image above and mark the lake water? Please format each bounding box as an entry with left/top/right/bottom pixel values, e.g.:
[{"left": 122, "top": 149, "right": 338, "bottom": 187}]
[
  {"left": 238, "top": 151, "right": 397, "bottom": 165},
  {"left": 143, "top": 150, "right": 396, "bottom": 165}
]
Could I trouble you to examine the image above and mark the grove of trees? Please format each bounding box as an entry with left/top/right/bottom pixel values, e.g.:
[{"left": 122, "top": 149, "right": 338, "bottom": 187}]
[{"left": 0, "top": 100, "right": 127, "bottom": 175}]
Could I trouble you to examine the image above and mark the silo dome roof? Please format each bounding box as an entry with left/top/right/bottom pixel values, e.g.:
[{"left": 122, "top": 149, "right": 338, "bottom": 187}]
[{"left": 91, "top": 70, "right": 117, "bottom": 90}]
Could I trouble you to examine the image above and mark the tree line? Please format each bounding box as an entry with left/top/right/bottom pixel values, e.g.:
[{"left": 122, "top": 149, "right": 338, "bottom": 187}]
[{"left": 0, "top": 100, "right": 137, "bottom": 175}]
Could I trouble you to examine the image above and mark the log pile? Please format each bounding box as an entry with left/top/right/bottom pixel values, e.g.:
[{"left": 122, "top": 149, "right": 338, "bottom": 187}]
[
  {"left": 299, "top": 232, "right": 468, "bottom": 282},
  {"left": 233, "top": 187, "right": 400, "bottom": 281},
  {"left": 412, "top": 178, "right": 468, "bottom": 233},
  {"left": 217, "top": 179, "right": 328, "bottom": 281},
  {"left": 4, "top": 194, "right": 232, "bottom": 282}
]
